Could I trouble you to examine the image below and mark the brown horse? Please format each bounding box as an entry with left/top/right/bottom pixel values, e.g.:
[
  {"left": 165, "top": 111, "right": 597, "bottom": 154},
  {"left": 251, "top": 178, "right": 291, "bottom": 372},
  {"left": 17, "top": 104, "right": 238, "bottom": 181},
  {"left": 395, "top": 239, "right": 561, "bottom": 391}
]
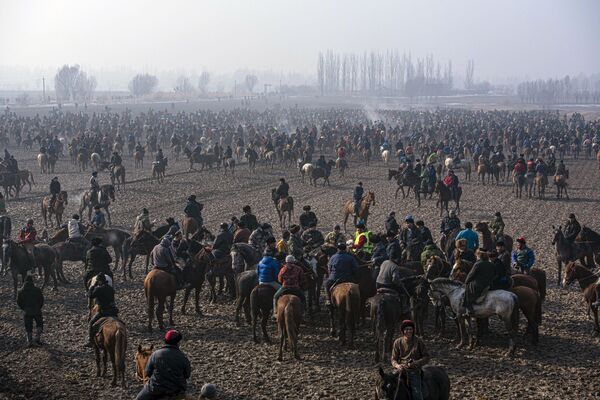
[
  {"left": 477, "top": 163, "right": 487, "bottom": 184},
  {"left": 123, "top": 230, "right": 160, "bottom": 278},
  {"left": 250, "top": 284, "right": 276, "bottom": 344},
  {"left": 135, "top": 344, "right": 153, "bottom": 383},
  {"left": 563, "top": 262, "right": 599, "bottom": 336},
  {"left": 41, "top": 190, "right": 68, "bottom": 227},
  {"left": 181, "top": 216, "right": 205, "bottom": 240},
  {"left": 277, "top": 294, "right": 303, "bottom": 361},
  {"left": 510, "top": 285, "right": 542, "bottom": 344},
  {"left": 144, "top": 269, "right": 177, "bottom": 332},
  {"left": 91, "top": 312, "right": 127, "bottom": 387},
  {"left": 534, "top": 173, "right": 547, "bottom": 198},
  {"left": 554, "top": 174, "right": 568, "bottom": 199},
  {"left": 134, "top": 150, "right": 144, "bottom": 168},
  {"left": 80, "top": 184, "right": 116, "bottom": 225},
  {"left": 475, "top": 221, "right": 513, "bottom": 253},
  {"left": 369, "top": 292, "right": 406, "bottom": 362},
  {"left": 272, "top": 189, "right": 294, "bottom": 229},
  {"left": 193, "top": 246, "right": 234, "bottom": 303},
  {"left": 152, "top": 158, "right": 167, "bottom": 183},
  {"left": 329, "top": 282, "right": 361, "bottom": 347},
  {"left": 342, "top": 191, "right": 375, "bottom": 232},
  {"left": 110, "top": 165, "right": 126, "bottom": 191}
]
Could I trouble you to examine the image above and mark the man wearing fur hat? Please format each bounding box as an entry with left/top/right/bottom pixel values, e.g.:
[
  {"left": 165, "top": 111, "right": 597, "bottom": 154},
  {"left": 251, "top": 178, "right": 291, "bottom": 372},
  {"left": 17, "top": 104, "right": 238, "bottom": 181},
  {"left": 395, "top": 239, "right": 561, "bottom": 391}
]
[
  {"left": 463, "top": 249, "right": 496, "bottom": 315},
  {"left": 391, "top": 320, "right": 430, "bottom": 400},
  {"left": 136, "top": 329, "right": 191, "bottom": 400},
  {"left": 299, "top": 205, "right": 318, "bottom": 231}
]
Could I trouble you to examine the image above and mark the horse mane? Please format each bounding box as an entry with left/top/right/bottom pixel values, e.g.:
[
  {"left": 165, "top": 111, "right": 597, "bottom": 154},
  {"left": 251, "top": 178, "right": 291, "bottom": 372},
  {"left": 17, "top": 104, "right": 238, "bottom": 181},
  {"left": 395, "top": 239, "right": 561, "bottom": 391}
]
[
  {"left": 431, "top": 277, "right": 461, "bottom": 287},
  {"left": 582, "top": 226, "right": 600, "bottom": 242}
]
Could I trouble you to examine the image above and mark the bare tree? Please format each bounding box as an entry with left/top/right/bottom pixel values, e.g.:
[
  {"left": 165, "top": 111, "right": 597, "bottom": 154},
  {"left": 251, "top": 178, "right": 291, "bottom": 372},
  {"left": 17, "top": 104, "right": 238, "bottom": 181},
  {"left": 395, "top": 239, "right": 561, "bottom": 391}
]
[
  {"left": 245, "top": 74, "right": 258, "bottom": 93},
  {"left": 129, "top": 73, "right": 158, "bottom": 97},
  {"left": 174, "top": 76, "right": 195, "bottom": 94},
  {"left": 465, "top": 59, "right": 475, "bottom": 89},
  {"left": 317, "top": 52, "right": 325, "bottom": 95},
  {"left": 54, "top": 64, "right": 95, "bottom": 101},
  {"left": 198, "top": 71, "right": 210, "bottom": 94}
]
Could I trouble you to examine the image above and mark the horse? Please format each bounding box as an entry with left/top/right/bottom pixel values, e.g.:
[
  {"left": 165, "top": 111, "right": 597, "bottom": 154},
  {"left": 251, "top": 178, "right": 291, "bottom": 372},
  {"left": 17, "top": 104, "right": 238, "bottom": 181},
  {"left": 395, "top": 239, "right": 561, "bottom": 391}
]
[
  {"left": 444, "top": 157, "right": 471, "bottom": 181},
  {"left": 369, "top": 292, "right": 406, "bottom": 362},
  {"left": 534, "top": 173, "right": 547, "bottom": 199},
  {"left": 135, "top": 344, "right": 153, "bottom": 383},
  {"left": 474, "top": 221, "right": 513, "bottom": 253},
  {"left": 3, "top": 240, "right": 59, "bottom": 297},
  {"left": 17, "top": 169, "right": 35, "bottom": 191},
  {"left": 122, "top": 230, "right": 160, "bottom": 278},
  {"left": 134, "top": 150, "right": 144, "bottom": 168},
  {"left": 263, "top": 151, "right": 276, "bottom": 168},
  {"left": 234, "top": 270, "right": 258, "bottom": 326},
  {"left": 41, "top": 190, "right": 68, "bottom": 227},
  {"left": 329, "top": 282, "right": 361, "bottom": 347},
  {"left": 277, "top": 294, "right": 303, "bottom": 361},
  {"left": 52, "top": 237, "right": 88, "bottom": 281},
  {"left": 552, "top": 225, "right": 595, "bottom": 286},
  {"left": 171, "top": 144, "right": 181, "bottom": 161},
  {"left": 300, "top": 163, "right": 314, "bottom": 183},
  {"left": 250, "top": 284, "right": 276, "bottom": 343},
  {"left": 477, "top": 163, "right": 487, "bottom": 184},
  {"left": 222, "top": 157, "right": 235, "bottom": 176},
  {"left": 335, "top": 157, "right": 348, "bottom": 176},
  {"left": 425, "top": 256, "right": 452, "bottom": 333},
  {"left": 429, "top": 278, "right": 519, "bottom": 356},
  {"left": 381, "top": 149, "right": 391, "bottom": 165},
  {"left": 79, "top": 184, "right": 116, "bottom": 225},
  {"left": 435, "top": 181, "right": 460, "bottom": 217},
  {"left": 85, "top": 226, "right": 130, "bottom": 272},
  {"left": 144, "top": 268, "right": 176, "bottom": 332},
  {"left": 110, "top": 165, "right": 126, "bottom": 191},
  {"left": 342, "top": 191, "right": 375, "bottom": 232},
  {"left": 194, "top": 246, "right": 234, "bottom": 303},
  {"left": 179, "top": 240, "right": 210, "bottom": 316},
  {"left": 362, "top": 148, "right": 372, "bottom": 165},
  {"left": 91, "top": 310, "right": 127, "bottom": 388},
  {"left": 37, "top": 153, "right": 52, "bottom": 173},
  {"left": 562, "top": 262, "right": 599, "bottom": 336},
  {"left": 375, "top": 366, "right": 451, "bottom": 400},
  {"left": 512, "top": 172, "right": 525, "bottom": 198},
  {"left": 244, "top": 148, "right": 258, "bottom": 172},
  {"left": 90, "top": 153, "right": 102, "bottom": 171},
  {"left": 152, "top": 158, "right": 167, "bottom": 183},
  {"left": 510, "top": 285, "right": 542, "bottom": 344},
  {"left": 231, "top": 242, "right": 261, "bottom": 274},
  {"left": 310, "top": 160, "right": 335, "bottom": 186},
  {"left": 554, "top": 174, "right": 568, "bottom": 199},
  {"left": 272, "top": 190, "right": 294, "bottom": 229},
  {"left": 524, "top": 172, "right": 535, "bottom": 198},
  {"left": 393, "top": 172, "right": 421, "bottom": 206}
]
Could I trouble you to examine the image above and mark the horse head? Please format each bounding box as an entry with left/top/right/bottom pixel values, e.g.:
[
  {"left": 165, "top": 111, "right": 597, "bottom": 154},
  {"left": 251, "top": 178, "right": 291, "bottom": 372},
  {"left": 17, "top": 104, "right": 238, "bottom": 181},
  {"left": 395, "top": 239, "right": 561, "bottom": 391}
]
[
  {"left": 374, "top": 367, "right": 399, "bottom": 400},
  {"left": 474, "top": 221, "right": 488, "bottom": 232},
  {"left": 135, "top": 344, "right": 154, "bottom": 383},
  {"left": 562, "top": 262, "right": 580, "bottom": 287},
  {"left": 59, "top": 190, "right": 68, "bottom": 204},
  {"left": 367, "top": 191, "right": 376, "bottom": 206}
]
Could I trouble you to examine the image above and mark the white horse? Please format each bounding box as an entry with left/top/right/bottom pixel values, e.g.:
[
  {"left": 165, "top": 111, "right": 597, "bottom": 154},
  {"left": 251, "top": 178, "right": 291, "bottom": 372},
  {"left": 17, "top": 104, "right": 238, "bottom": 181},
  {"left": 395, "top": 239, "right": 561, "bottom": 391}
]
[
  {"left": 429, "top": 278, "right": 519, "bottom": 357},
  {"left": 381, "top": 149, "right": 390, "bottom": 165},
  {"left": 444, "top": 157, "right": 472, "bottom": 180},
  {"left": 300, "top": 163, "right": 314, "bottom": 183}
]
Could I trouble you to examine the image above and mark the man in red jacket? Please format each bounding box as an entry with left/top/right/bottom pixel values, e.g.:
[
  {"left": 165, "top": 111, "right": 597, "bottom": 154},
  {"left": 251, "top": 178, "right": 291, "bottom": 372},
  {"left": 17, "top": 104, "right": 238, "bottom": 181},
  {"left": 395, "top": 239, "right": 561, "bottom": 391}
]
[{"left": 19, "top": 218, "right": 37, "bottom": 270}]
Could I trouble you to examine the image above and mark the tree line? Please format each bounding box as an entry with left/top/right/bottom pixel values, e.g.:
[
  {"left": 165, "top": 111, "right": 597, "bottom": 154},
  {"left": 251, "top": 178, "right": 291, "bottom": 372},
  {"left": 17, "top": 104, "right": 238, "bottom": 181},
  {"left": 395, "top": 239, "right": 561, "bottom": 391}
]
[
  {"left": 517, "top": 74, "right": 600, "bottom": 104},
  {"left": 316, "top": 50, "right": 455, "bottom": 97}
]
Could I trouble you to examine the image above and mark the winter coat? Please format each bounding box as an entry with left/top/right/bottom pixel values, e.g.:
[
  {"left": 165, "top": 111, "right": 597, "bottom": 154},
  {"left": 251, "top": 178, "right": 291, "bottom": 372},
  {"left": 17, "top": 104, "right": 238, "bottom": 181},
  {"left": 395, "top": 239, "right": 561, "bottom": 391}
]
[
  {"left": 328, "top": 251, "right": 358, "bottom": 282},
  {"left": 146, "top": 345, "right": 191, "bottom": 395},
  {"left": 16, "top": 281, "right": 44, "bottom": 316},
  {"left": 257, "top": 256, "right": 280, "bottom": 284}
]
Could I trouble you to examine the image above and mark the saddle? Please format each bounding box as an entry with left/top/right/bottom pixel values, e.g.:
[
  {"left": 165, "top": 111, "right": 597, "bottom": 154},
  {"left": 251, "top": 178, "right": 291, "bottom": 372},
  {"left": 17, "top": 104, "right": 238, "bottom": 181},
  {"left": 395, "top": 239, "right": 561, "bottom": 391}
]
[{"left": 93, "top": 315, "right": 122, "bottom": 343}]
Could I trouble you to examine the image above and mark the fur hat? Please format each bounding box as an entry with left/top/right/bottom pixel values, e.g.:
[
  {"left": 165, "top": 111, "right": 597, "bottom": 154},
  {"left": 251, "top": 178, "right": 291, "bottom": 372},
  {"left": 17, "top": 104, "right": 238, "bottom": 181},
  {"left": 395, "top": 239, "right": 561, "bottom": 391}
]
[
  {"left": 303, "top": 205, "right": 311, "bottom": 211},
  {"left": 289, "top": 224, "right": 301, "bottom": 234},
  {"left": 455, "top": 238, "right": 467, "bottom": 248},
  {"left": 164, "top": 329, "right": 182, "bottom": 345},
  {"left": 285, "top": 255, "right": 296, "bottom": 263},
  {"left": 400, "top": 320, "right": 415, "bottom": 332}
]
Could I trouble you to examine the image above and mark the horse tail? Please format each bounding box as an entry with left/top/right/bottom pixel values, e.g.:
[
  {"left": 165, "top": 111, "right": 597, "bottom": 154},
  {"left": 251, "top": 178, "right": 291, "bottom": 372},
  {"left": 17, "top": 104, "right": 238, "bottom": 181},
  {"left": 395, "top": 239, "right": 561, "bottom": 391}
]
[
  {"left": 29, "top": 171, "right": 35, "bottom": 185},
  {"left": 284, "top": 300, "right": 298, "bottom": 349},
  {"left": 510, "top": 296, "right": 520, "bottom": 333},
  {"left": 114, "top": 325, "right": 126, "bottom": 382},
  {"left": 250, "top": 285, "right": 259, "bottom": 319}
]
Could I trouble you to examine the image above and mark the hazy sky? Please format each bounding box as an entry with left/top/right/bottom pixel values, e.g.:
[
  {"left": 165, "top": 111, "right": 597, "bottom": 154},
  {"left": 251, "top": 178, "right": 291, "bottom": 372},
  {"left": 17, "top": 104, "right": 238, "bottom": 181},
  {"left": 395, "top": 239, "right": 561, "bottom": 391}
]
[{"left": 1, "top": 0, "right": 599, "bottom": 81}]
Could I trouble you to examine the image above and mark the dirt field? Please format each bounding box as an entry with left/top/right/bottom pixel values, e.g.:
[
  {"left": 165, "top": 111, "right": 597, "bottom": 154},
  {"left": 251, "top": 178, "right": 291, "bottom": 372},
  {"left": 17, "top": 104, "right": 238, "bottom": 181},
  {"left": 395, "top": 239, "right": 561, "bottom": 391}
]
[{"left": 1, "top": 107, "right": 600, "bottom": 399}]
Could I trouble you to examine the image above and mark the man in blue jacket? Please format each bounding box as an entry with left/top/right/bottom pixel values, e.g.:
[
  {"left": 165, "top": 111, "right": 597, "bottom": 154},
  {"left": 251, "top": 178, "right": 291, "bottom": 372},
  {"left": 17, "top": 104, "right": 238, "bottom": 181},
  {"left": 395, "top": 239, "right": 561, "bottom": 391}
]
[
  {"left": 136, "top": 330, "right": 191, "bottom": 400},
  {"left": 325, "top": 242, "right": 359, "bottom": 305},
  {"left": 257, "top": 248, "right": 281, "bottom": 290},
  {"left": 511, "top": 236, "right": 535, "bottom": 274},
  {"left": 455, "top": 222, "right": 479, "bottom": 251}
]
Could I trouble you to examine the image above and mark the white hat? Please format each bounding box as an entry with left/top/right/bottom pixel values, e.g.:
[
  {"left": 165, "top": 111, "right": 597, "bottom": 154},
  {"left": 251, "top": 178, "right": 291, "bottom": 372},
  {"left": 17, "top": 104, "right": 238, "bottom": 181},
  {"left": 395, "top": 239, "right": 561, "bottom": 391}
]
[{"left": 285, "top": 255, "right": 296, "bottom": 263}]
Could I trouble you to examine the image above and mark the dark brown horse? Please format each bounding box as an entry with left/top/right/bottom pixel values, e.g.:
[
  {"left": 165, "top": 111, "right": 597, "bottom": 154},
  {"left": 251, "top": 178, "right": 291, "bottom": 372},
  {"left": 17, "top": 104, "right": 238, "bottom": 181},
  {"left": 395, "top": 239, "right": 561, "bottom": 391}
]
[
  {"left": 435, "top": 181, "right": 461, "bottom": 217},
  {"left": 194, "top": 246, "right": 234, "bottom": 303},
  {"left": 562, "top": 262, "right": 599, "bottom": 336},
  {"left": 277, "top": 294, "right": 303, "bottom": 361},
  {"left": 110, "top": 165, "right": 126, "bottom": 191},
  {"left": 329, "top": 282, "right": 361, "bottom": 347},
  {"left": 91, "top": 311, "right": 127, "bottom": 387},
  {"left": 3, "top": 240, "right": 59, "bottom": 297},
  {"left": 84, "top": 226, "right": 130, "bottom": 271},
  {"left": 552, "top": 226, "right": 595, "bottom": 286},
  {"left": 180, "top": 239, "right": 210, "bottom": 316},
  {"left": 41, "top": 190, "right": 68, "bottom": 227},
  {"left": 510, "top": 285, "right": 542, "bottom": 344},
  {"left": 272, "top": 189, "right": 294, "bottom": 229},
  {"left": 144, "top": 269, "right": 176, "bottom": 332},
  {"left": 343, "top": 191, "right": 375, "bottom": 232},
  {"left": 369, "top": 292, "right": 406, "bottom": 362},
  {"left": 250, "top": 284, "right": 276, "bottom": 343},
  {"left": 475, "top": 221, "right": 513, "bottom": 253},
  {"left": 123, "top": 230, "right": 160, "bottom": 279}
]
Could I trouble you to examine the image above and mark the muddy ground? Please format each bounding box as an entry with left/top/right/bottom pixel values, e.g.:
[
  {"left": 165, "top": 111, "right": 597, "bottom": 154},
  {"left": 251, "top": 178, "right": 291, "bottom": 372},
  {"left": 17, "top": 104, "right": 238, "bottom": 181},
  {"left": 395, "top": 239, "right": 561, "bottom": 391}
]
[{"left": 1, "top": 112, "right": 600, "bottom": 399}]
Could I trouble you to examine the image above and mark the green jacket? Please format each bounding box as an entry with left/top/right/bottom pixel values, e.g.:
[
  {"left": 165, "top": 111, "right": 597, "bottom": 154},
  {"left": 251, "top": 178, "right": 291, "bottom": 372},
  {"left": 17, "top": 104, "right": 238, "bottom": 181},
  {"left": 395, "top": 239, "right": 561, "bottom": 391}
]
[{"left": 421, "top": 244, "right": 445, "bottom": 266}]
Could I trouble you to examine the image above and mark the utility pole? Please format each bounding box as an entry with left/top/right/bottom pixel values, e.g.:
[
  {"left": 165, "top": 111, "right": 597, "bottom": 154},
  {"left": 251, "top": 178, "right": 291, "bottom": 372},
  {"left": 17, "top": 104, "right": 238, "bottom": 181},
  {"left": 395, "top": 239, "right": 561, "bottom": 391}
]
[{"left": 42, "top": 77, "right": 46, "bottom": 103}]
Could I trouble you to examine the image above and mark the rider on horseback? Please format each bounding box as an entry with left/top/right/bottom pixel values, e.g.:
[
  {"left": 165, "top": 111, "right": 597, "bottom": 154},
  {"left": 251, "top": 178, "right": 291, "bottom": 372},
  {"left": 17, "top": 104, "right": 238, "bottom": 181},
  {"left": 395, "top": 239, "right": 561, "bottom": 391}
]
[
  {"left": 463, "top": 249, "right": 496, "bottom": 316},
  {"left": 84, "top": 237, "right": 113, "bottom": 286},
  {"left": 49, "top": 177, "right": 61, "bottom": 212},
  {"left": 211, "top": 223, "right": 233, "bottom": 260},
  {"left": 68, "top": 214, "right": 89, "bottom": 248},
  {"left": 85, "top": 273, "right": 118, "bottom": 348},
  {"left": 301, "top": 222, "right": 324, "bottom": 252},
  {"left": 90, "top": 206, "right": 106, "bottom": 229},
  {"left": 151, "top": 235, "right": 186, "bottom": 290},
  {"left": 391, "top": 320, "right": 430, "bottom": 400},
  {"left": 287, "top": 224, "right": 305, "bottom": 261},
  {"left": 564, "top": 213, "right": 581, "bottom": 243},
  {"left": 133, "top": 208, "right": 153, "bottom": 238},
  {"left": 184, "top": 195, "right": 203, "bottom": 229},
  {"left": 275, "top": 178, "right": 289, "bottom": 201},
  {"left": 511, "top": 236, "right": 535, "bottom": 274},
  {"left": 299, "top": 205, "right": 318, "bottom": 231},
  {"left": 489, "top": 212, "right": 505, "bottom": 242},
  {"left": 353, "top": 182, "right": 364, "bottom": 217},
  {"left": 273, "top": 255, "right": 307, "bottom": 314},
  {"left": 443, "top": 170, "right": 459, "bottom": 200},
  {"left": 352, "top": 222, "right": 373, "bottom": 257},
  {"left": 90, "top": 171, "right": 100, "bottom": 205},
  {"left": 19, "top": 219, "right": 37, "bottom": 271},
  {"left": 239, "top": 205, "right": 259, "bottom": 232},
  {"left": 325, "top": 242, "right": 359, "bottom": 306}
]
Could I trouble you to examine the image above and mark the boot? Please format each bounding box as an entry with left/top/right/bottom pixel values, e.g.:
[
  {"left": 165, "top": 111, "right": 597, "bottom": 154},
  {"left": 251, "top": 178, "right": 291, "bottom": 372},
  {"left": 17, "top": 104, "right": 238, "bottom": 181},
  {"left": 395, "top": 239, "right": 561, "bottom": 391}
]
[
  {"left": 26, "top": 332, "right": 34, "bottom": 348},
  {"left": 84, "top": 326, "right": 95, "bottom": 348},
  {"left": 35, "top": 327, "right": 43, "bottom": 345}
]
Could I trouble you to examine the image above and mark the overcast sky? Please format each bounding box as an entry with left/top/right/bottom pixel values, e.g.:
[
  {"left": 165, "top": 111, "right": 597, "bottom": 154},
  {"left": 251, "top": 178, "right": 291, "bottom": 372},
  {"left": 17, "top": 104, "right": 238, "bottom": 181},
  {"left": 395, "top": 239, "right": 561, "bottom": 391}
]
[{"left": 1, "top": 0, "right": 599, "bottom": 83}]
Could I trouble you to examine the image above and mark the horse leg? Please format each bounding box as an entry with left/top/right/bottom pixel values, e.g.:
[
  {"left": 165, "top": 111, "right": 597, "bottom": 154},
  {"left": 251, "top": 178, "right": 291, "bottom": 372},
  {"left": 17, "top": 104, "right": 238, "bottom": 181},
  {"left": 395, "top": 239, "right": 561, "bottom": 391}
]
[
  {"left": 155, "top": 299, "right": 166, "bottom": 331},
  {"left": 329, "top": 304, "right": 336, "bottom": 337},
  {"left": 456, "top": 317, "right": 466, "bottom": 349},
  {"left": 94, "top": 345, "right": 102, "bottom": 377},
  {"left": 262, "top": 311, "right": 271, "bottom": 344},
  {"left": 145, "top": 254, "right": 150, "bottom": 275},
  {"left": 181, "top": 287, "right": 191, "bottom": 315},
  {"left": 105, "top": 208, "right": 112, "bottom": 226},
  {"left": 195, "top": 287, "right": 202, "bottom": 316},
  {"left": 168, "top": 295, "right": 175, "bottom": 326},
  {"left": 109, "top": 347, "right": 118, "bottom": 386}
]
